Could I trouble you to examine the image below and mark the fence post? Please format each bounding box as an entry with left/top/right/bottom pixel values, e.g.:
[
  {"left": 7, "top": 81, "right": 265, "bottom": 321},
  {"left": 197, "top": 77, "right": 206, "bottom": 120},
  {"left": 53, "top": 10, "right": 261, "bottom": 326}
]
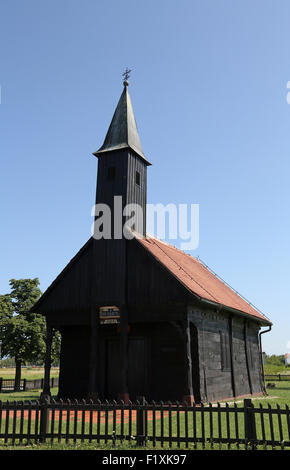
[
  {"left": 136, "top": 396, "right": 146, "bottom": 447},
  {"left": 0, "top": 377, "right": 2, "bottom": 392},
  {"left": 244, "top": 399, "right": 257, "bottom": 449},
  {"left": 23, "top": 378, "right": 27, "bottom": 392},
  {"left": 39, "top": 397, "right": 50, "bottom": 443}
]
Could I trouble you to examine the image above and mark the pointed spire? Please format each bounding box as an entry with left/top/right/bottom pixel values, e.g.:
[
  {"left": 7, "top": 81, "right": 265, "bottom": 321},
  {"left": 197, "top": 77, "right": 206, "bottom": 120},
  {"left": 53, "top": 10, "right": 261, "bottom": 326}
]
[{"left": 93, "top": 81, "right": 150, "bottom": 165}]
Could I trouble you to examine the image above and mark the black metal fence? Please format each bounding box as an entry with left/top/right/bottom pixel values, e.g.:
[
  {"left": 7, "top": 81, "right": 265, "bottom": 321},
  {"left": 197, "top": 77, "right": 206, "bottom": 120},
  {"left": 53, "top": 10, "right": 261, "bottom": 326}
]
[
  {"left": 265, "top": 374, "right": 290, "bottom": 382},
  {"left": 0, "top": 377, "right": 58, "bottom": 392},
  {"left": 0, "top": 398, "right": 289, "bottom": 449}
]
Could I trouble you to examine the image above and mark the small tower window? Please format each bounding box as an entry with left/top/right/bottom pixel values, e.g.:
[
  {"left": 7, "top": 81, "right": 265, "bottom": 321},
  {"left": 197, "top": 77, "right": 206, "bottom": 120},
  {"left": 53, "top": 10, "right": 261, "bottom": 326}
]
[
  {"left": 107, "top": 166, "right": 115, "bottom": 181},
  {"left": 136, "top": 171, "right": 140, "bottom": 186}
]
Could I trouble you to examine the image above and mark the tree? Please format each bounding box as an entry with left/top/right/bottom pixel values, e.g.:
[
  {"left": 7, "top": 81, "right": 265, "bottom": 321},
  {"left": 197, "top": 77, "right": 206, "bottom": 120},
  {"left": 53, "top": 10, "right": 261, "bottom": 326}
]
[{"left": 0, "top": 278, "right": 60, "bottom": 390}]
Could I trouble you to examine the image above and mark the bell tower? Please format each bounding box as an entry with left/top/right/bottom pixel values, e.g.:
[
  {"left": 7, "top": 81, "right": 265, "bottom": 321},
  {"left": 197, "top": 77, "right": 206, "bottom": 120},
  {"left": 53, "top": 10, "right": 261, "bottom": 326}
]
[{"left": 93, "top": 76, "right": 151, "bottom": 238}]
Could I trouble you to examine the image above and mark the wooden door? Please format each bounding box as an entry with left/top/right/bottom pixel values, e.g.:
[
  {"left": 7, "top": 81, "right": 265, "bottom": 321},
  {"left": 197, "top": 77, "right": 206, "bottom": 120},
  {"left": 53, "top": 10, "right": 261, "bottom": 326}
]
[
  {"left": 106, "top": 339, "right": 121, "bottom": 399},
  {"left": 128, "top": 338, "right": 147, "bottom": 401},
  {"left": 106, "top": 337, "right": 147, "bottom": 400}
]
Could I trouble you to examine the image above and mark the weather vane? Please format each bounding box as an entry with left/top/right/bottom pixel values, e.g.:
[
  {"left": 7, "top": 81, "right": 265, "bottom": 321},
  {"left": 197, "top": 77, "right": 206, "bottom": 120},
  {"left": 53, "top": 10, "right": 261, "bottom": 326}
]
[{"left": 122, "top": 67, "right": 132, "bottom": 85}]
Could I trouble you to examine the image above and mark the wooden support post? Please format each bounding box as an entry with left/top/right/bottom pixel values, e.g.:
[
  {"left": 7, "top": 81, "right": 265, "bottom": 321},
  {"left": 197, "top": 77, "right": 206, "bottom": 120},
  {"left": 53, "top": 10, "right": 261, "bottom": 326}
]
[
  {"left": 88, "top": 305, "right": 99, "bottom": 401},
  {"left": 39, "top": 396, "right": 50, "bottom": 443},
  {"left": 244, "top": 320, "right": 253, "bottom": 395},
  {"left": 244, "top": 398, "right": 257, "bottom": 449},
  {"left": 182, "top": 320, "right": 194, "bottom": 405},
  {"left": 229, "top": 316, "right": 236, "bottom": 398},
  {"left": 136, "top": 396, "right": 146, "bottom": 446},
  {"left": 41, "top": 324, "right": 53, "bottom": 400},
  {"left": 118, "top": 305, "right": 129, "bottom": 404}
]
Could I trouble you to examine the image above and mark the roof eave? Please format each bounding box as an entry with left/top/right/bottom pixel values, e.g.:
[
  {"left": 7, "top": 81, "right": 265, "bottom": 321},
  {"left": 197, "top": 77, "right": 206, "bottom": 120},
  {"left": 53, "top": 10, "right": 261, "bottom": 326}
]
[
  {"left": 92, "top": 145, "right": 152, "bottom": 166},
  {"left": 198, "top": 297, "right": 272, "bottom": 326}
]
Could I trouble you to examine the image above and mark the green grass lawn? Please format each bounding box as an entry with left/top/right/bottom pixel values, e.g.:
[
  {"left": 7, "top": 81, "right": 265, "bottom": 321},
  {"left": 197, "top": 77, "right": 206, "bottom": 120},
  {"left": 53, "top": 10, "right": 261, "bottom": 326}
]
[
  {"left": 0, "top": 367, "right": 59, "bottom": 381},
  {"left": 0, "top": 380, "right": 289, "bottom": 451}
]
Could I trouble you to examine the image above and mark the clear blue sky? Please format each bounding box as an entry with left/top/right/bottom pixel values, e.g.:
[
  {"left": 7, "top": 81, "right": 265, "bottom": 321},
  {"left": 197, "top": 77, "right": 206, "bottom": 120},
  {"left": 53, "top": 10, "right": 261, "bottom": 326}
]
[{"left": 1, "top": 0, "right": 289, "bottom": 355}]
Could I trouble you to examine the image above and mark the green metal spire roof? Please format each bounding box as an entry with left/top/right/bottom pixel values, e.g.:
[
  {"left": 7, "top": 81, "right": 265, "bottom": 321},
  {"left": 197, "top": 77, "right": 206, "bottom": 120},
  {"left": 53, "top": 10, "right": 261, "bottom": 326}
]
[{"left": 93, "top": 82, "right": 151, "bottom": 165}]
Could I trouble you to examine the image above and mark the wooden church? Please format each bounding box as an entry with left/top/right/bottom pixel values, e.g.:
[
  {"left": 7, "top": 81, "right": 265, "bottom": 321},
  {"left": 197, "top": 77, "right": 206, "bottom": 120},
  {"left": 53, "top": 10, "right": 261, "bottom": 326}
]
[{"left": 32, "top": 76, "right": 272, "bottom": 404}]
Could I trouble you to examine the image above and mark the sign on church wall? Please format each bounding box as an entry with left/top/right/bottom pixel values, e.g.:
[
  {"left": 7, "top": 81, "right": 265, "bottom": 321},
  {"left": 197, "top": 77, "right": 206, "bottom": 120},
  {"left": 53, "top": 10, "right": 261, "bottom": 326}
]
[{"left": 99, "top": 306, "right": 120, "bottom": 324}]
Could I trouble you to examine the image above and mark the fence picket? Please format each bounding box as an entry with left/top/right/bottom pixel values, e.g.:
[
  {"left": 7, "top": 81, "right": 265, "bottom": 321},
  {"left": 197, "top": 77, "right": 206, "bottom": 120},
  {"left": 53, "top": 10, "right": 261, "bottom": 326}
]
[
  {"left": 259, "top": 403, "right": 266, "bottom": 447},
  {"left": 277, "top": 404, "right": 283, "bottom": 449},
  {"left": 50, "top": 399, "right": 56, "bottom": 444},
  {"left": 234, "top": 403, "right": 239, "bottom": 449},
  {"left": 209, "top": 402, "right": 213, "bottom": 449},
  {"left": 152, "top": 401, "right": 156, "bottom": 448},
  {"left": 27, "top": 401, "right": 32, "bottom": 445},
  {"left": 217, "top": 402, "right": 222, "bottom": 448},
  {"left": 89, "top": 400, "right": 93, "bottom": 444},
  {"left": 268, "top": 404, "right": 274, "bottom": 449},
  {"left": 58, "top": 399, "right": 63, "bottom": 443},
  {"left": 225, "top": 403, "right": 230, "bottom": 449},
  {"left": 192, "top": 403, "right": 197, "bottom": 449},
  {"left": 65, "top": 400, "right": 71, "bottom": 444},
  {"left": 176, "top": 401, "right": 180, "bottom": 448},
  {"left": 73, "top": 399, "right": 78, "bottom": 443},
  {"left": 0, "top": 397, "right": 289, "bottom": 449},
  {"left": 286, "top": 404, "right": 290, "bottom": 442}
]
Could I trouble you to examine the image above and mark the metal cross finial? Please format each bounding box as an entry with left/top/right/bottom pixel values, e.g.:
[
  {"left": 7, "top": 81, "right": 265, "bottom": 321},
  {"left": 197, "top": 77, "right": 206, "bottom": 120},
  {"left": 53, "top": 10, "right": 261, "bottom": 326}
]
[{"left": 122, "top": 67, "right": 131, "bottom": 85}]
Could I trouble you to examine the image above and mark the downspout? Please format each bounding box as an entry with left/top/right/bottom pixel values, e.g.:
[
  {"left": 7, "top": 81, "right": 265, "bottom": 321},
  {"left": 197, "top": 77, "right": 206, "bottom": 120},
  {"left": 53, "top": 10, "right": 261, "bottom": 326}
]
[{"left": 259, "top": 325, "right": 272, "bottom": 393}]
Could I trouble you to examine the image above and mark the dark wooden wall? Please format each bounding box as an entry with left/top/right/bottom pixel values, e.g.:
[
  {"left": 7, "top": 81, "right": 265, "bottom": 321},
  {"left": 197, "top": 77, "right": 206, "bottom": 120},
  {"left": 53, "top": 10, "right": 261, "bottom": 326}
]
[
  {"left": 188, "top": 305, "right": 263, "bottom": 402},
  {"left": 58, "top": 325, "right": 91, "bottom": 399}
]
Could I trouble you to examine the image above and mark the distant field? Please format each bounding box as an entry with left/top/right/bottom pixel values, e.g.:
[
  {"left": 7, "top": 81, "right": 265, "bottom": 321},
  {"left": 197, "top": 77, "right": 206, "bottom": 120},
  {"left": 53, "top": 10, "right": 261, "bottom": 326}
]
[
  {"left": 0, "top": 367, "right": 59, "bottom": 380},
  {"left": 264, "top": 364, "right": 290, "bottom": 375}
]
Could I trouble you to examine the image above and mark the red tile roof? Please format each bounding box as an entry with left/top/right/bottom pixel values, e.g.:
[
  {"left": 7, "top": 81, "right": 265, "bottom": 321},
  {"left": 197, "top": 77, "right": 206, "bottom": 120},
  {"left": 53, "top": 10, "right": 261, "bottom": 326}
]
[{"left": 137, "top": 235, "right": 271, "bottom": 324}]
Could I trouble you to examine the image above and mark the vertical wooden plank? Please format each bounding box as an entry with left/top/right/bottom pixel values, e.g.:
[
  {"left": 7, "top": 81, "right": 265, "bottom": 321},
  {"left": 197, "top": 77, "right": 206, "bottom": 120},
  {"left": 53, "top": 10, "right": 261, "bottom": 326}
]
[
  {"left": 225, "top": 403, "right": 230, "bottom": 449},
  {"left": 50, "top": 399, "right": 56, "bottom": 444},
  {"left": 217, "top": 402, "right": 222, "bottom": 448},
  {"left": 277, "top": 404, "right": 283, "bottom": 449},
  {"left": 81, "top": 399, "right": 86, "bottom": 443},
  {"left": 97, "top": 400, "right": 101, "bottom": 443},
  {"left": 201, "top": 403, "right": 205, "bottom": 449},
  {"left": 136, "top": 396, "right": 146, "bottom": 447},
  {"left": 89, "top": 400, "right": 93, "bottom": 444},
  {"left": 120, "top": 400, "right": 124, "bottom": 442},
  {"left": 228, "top": 317, "right": 236, "bottom": 398},
  {"left": 168, "top": 402, "right": 172, "bottom": 448},
  {"left": 244, "top": 399, "right": 257, "bottom": 450},
  {"left": 65, "top": 399, "right": 71, "bottom": 444},
  {"left": 244, "top": 320, "right": 253, "bottom": 394},
  {"left": 176, "top": 402, "right": 180, "bottom": 448},
  {"left": 209, "top": 403, "right": 213, "bottom": 449},
  {"left": 234, "top": 403, "right": 240, "bottom": 449},
  {"left": 34, "top": 400, "right": 40, "bottom": 443},
  {"left": 152, "top": 401, "right": 156, "bottom": 448},
  {"left": 160, "top": 401, "right": 164, "bottom": 448},
  {"left": 12, "top": 401, "right": 17, "bottom": 445},
  {"left": 73, "top": 399, "right": 78, "bottom": 444},
  {"left": 58, "top": 400, "right": 63, "bottom": 443},
  {"left": 128, "top": 400, "right": 132, "bottom": 444},
  {"left": 144, "top": 400, "right": 148, "bottom": 445},
  {"left": 286, "top": 404, "right": 290, "bottom": 443},
  {"left": 0, "top": 401, "right": 2, "bottom": 438},
  {"left": 4, "top": 402, "right": 9, "bottom": 444},
  {"left": 185, "top": 402, "right": 188, "bottom": 449},
  {"left": 105, "top": 400, "right": 109, "bottom": 444},
  {"left": 112, "top": 400, "right": 117, "bottom": 446},
  {"left": 27, "top": 401, "right": 32, "bottom": 445},
  {"left": 259, "top": 403, "right": 266, "bottom": 448},
  {"left": 192, "top": 403, "right": 197, "bottom": 449},
  {"left": 19, "top": 401, "right": 24, "bottom": 445},
  {"left": 268, "top": 404, "right": 274, "bottom": 449}
]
